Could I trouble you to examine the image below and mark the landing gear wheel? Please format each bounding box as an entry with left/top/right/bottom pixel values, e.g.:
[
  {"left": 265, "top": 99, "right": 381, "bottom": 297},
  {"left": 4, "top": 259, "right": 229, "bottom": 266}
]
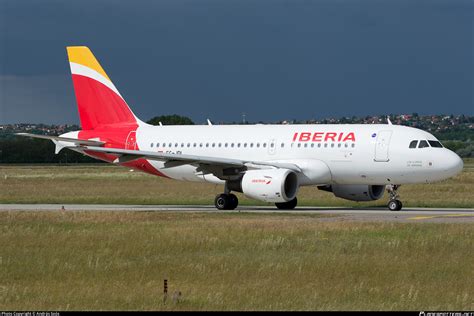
[
  {"left": 228, "top": 193, "right": 238, "bottom": 210},
  {"left": 388, "top": 199, "right": 402, "bottom": 211},
  {"left": 386, "top": 184, "right": 403, "bottom": 211},
  {"left": 275, "top": 197, "right": 298, "bottom": 210},
  {"left": 214, "top": 194, "right": 229, "bottom": 210},
  {"left": 214, "top": 194, "right": 239, "bottom": 210}
]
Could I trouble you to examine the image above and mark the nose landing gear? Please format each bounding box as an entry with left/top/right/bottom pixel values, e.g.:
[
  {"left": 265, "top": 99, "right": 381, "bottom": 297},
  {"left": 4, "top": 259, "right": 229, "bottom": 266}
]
[{"left": 387, "top": 184, "right": 403, "bottom": 211}]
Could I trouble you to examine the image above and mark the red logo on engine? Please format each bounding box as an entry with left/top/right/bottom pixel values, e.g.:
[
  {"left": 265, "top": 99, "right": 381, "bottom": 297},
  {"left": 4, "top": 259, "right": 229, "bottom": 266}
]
[{"left": 252, "top": 179, "right": 272, "bottom": 185}]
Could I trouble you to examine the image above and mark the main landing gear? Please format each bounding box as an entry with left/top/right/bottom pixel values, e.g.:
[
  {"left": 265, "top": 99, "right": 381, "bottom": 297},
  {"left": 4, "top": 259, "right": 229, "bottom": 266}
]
[
  {"left": 387, "top": 184, "right": 403, "bottom": 211},
  {"left": 214, "top": 182, "right": 238, "bottom": 210},
  {"left": 213, "top": 182, "right": 298, "bottom": 211},
  {"left": 214, "top": 193, "right": 238, "bottom": 210}
]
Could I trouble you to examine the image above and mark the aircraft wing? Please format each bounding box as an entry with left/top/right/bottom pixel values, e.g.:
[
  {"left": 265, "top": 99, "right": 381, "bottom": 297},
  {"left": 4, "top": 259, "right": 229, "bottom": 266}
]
[{"left": 83, "top": 146, "right": 302, "bottom": 173}]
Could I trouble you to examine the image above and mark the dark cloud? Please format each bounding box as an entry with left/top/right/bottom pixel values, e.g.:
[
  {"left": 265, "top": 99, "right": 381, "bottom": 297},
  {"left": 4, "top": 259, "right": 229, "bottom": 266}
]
[{"left": 0, "top": 0, "right": 472, "bottom": 124}]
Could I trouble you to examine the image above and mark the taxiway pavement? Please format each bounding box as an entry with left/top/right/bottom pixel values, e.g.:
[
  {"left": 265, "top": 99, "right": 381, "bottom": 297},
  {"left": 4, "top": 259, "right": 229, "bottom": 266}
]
[{"left": 1, "top": 204, "right": 473, "bottom": 223}]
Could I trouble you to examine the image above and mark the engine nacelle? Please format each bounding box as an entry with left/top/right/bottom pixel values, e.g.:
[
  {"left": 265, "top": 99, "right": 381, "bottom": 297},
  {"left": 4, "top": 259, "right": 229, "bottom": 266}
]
[
  {"left": 320, "top": 184, "right": 385, "bottom": 201},
  {"left": 241, "top": 169, "right": 299, "bottom": 203}
]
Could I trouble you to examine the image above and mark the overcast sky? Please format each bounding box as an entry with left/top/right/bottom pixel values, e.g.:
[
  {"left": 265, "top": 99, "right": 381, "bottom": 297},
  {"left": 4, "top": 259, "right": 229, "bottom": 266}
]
[{"left": 0, "top": 0, "right": 472, "bottom": 125}]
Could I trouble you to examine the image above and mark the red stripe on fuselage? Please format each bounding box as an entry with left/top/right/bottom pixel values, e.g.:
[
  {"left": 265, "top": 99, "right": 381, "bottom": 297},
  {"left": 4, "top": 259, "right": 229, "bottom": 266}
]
[
  {"left": 123, "top": 159, "right": 170, "bottom": 177},
  {"left": 79, "top": 128, "right": 170, "bottom": 178}
]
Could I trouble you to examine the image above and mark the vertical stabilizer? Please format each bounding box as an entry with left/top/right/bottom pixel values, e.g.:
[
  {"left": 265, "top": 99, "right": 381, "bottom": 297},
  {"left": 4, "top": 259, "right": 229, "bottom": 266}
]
[{"left": 66, "top": 46, "right": 145, "bottom": 130}]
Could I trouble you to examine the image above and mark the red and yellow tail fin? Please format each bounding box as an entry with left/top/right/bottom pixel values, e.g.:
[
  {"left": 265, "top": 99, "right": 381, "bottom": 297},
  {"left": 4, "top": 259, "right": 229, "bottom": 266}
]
[{"left": 67, "top": 46, "right": 141, "bottom": 130}]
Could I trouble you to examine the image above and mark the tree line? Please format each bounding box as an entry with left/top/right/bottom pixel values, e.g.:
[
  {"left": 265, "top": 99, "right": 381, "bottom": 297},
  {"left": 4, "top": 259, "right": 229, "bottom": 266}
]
[{"left": 0, "top": 115, "right": 194, "bottom": 163}]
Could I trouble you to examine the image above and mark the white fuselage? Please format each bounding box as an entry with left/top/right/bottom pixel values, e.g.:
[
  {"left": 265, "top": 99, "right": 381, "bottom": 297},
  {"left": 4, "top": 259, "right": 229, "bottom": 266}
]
[{"left": 125, "top": 123, "right": 463, "bottom": 186}]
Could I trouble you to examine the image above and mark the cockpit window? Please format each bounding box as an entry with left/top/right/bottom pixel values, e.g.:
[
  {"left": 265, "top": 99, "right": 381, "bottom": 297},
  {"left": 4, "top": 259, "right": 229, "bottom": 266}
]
[
  {"left": 428, "top": 140, "right": 443, "bottom": 148},
  {"left": 409, "top": 140, "right": 418, "bottom": 148},
  {"left": 418, "top": 140, "right": 429, "bottom": 148}
]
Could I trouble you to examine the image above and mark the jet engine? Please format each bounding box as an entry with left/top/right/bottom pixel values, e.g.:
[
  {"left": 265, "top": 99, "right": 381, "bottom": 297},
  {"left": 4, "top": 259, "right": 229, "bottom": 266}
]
[
  {"left": 233, "top": 169, "right": 299, "bottom": 203},
  {"left": 319, "top": 184, "right": 385, "bottom": 201}
]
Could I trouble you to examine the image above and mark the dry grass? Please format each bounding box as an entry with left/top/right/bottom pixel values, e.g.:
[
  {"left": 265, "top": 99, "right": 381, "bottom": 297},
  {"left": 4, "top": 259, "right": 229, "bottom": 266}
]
[
  {"left": 0, "top": 211, "right": 472, "bottom": 310},
  {"left": 0, "top": 159, "right": 473, "bottom": 207}
]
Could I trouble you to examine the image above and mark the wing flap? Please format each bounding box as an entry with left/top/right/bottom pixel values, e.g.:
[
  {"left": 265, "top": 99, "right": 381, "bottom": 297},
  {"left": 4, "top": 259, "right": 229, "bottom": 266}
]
[{"left": 84, "top": 146, "right": 302, "bottom": 172}]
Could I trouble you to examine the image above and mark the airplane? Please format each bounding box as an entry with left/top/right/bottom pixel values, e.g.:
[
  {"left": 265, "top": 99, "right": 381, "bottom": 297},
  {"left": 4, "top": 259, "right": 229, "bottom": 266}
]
[{"left": 17, "top": 46, "right": 464, "bottom": 211}]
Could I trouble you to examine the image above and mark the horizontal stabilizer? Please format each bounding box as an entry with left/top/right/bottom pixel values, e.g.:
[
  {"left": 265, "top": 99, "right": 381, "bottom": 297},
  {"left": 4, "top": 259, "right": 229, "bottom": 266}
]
[{"left": 16, "top": 133, "right": 105, "bottom": 146}]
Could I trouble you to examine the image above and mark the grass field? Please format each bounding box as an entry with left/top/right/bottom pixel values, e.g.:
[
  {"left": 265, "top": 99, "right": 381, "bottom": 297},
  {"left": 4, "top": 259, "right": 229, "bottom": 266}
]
[
  {"left": 1, "top": 159, "right": 473, "bottom": 207},
  {"left": 0, "top": 211, "right": 473, "bottom": 311},
  {"left": 1, "top": 163, "right": 473, "bottom": 310}
]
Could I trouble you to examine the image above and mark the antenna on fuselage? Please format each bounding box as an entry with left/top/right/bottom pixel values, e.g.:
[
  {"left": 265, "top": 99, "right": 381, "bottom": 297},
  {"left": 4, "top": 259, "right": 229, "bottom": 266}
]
[
  {"left": 387, "top": 117, "right": 392, "bottom": 125},
  {"left": 207, "top": 119, "right": 213, "bottom": 126},
  {"left": 159, "top": 122, "right": 163, "bottom": 126}
]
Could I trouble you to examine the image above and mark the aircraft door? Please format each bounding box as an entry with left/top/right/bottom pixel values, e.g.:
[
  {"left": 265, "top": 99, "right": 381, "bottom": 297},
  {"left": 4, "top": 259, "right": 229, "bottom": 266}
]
[
  {"left": 125, "top": 131, "right": 137, "bottom": 150},
  {"left": 374, "top": 130, "right": 392, "bottom": 162}
]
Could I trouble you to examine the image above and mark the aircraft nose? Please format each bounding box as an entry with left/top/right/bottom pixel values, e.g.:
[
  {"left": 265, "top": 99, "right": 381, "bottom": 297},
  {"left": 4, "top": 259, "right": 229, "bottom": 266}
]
[{"left": 442, "top": 149, "right": 463, "bottom": 177}]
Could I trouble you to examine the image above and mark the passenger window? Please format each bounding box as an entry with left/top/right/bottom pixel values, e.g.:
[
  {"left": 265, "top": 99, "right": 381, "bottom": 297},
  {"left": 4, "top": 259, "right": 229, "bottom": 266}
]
[
  {"left": 193, "top": 143, "right": 197, "bottom": 147},
  {"left": 318, "top": 143, "right": 321, "bottom": 148},
  {"left": 163, "top": 143, "right": 166, "bottom": 147},
  {"left": 263, "top": 143, "right": 266, "bottom": 148},
  {"left": 304, "top": 143, "right": 308, "bottom": 148},
  {"left": 297, "top": 143, "right": 301, "bottom": 148},
  {"left": 337, "top": 143, "right": 341, "bottom": 148},
  {"left": 250, "top": 143, "right": 254, "bottom": 148},
  {"left": 428, "top": 140, "right": 443, "bottom": 148},
  {"left": 331, "top": 143, "right": 334, "bottom": 148},
  {"left": 187, "top": 143, "right": 190, "bottom": 147},
  {"left": 351, "top": 143, "right": 355, "bottom": 148},
  {"left": 311, "top": 143, "right": 314, "bottom": 148},
  {"left": 281, "top": 143, "right": 284, "bottom": 148},
  {"left": 151, "top": 143, "right": 154, "bottom": 147},
  {"left": 419, "top": 140, "right": 429, "bottom": 148},
  {"left": 244, "top": 143, "right": 247, "bottom": 148},
  {"left": 225, "top": 143, "right": 228, "bottom": 148},
  {"left": 212, "top": 143, "right": 215, "bottom": 147},
  {"left": 409, "top": 140, "right": 418, "bottom": 148}
]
